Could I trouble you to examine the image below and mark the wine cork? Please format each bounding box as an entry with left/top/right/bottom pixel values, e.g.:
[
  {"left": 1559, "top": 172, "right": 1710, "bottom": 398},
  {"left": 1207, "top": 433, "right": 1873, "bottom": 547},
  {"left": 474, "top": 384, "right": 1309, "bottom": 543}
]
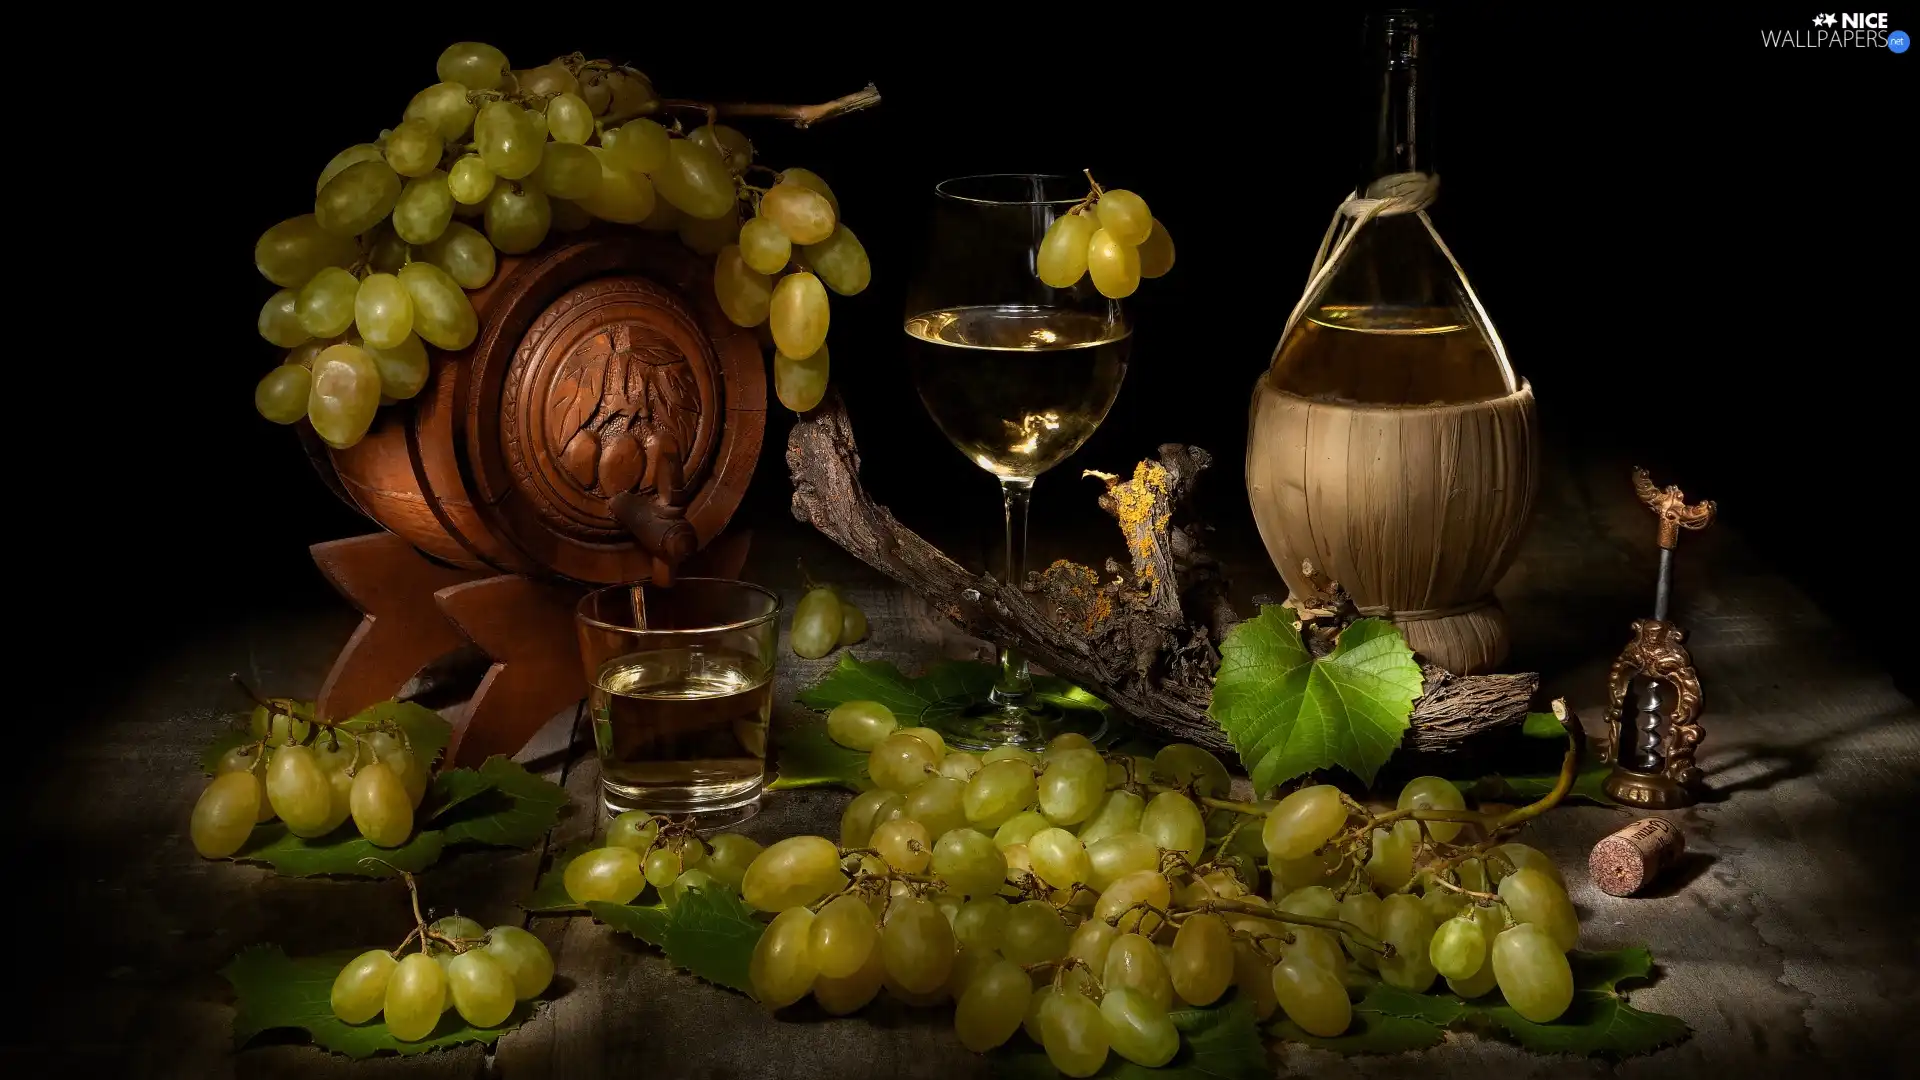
[{"left": 1589, "top": 817, "right": 1686, "bottom": 896}]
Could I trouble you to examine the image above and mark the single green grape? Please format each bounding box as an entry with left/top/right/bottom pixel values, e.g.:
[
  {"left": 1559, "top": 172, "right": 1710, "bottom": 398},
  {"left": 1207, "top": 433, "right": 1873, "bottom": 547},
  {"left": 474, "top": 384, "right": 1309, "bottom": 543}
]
[
  {"left": 1377, "top": 892, "right": 1439, "bottom": 991},
  {"left": 1139, "top": 791, "right": 1206, "bottom": 861},
  {"left": 789, "top": 586, "right": 842, "bottom": 659},
  {"left": 392, "top": 171, "right": 455, "bottom": 245},
  {"left": 769, "top": 272, "right": 829, "bottom": 360},
  {"left": 353, "top": 272, "right": 413, "bottom": 350},
  {"left": 1085, "top": 831, "right": 1159, "bottom": 892},
  {"left": 1095, "top": 190, "right": 1153, "bottom": 245},
  {"left": 951, "top": 955, "right": 1028, "bottom": 1051},
  {"left": 950, "top": 896, "right": 1010, "bottom": 952},
  {"left": 349, "top": 761, "right": 414, "bottom": 847},
  {"left": 937, "top": 751, "right": 980, "bottom": 781},
  {"left": 1151, "top": 743, "right": 1231, "bottom": 797},
  {"left": 1339, "top": 891, "right": 1384, "bottom": 969},
  {"left": 579, "top": 146, "right": 656, "bottom": 224},
  {"left": 267, "top": 744, "right": 334, "bottom": 837},
  {"left": 437, "top": 42, "right": 509, "bottom": 91},
  {"left": 994, "top": 809, "right": 1051, "bottom": 850},
  {"left": 256, "top": 214, "right": 360, "bottom": 288},
  {"left": 741, "top": 835, "right": 845, "bottom": 911},
  {"left": 839, "top": 788, "right": 905, "bottom": 847},
  {"left": 608, "top": 118, "right": 671, "bottom": 174},
  {"left": 931, "top": 828, "right": 1006, "bottom": 899},
  {"left": 190, "top": 772, "right": 260, "bottom": 858},
  {"left": 1036, "top": 747, "right": 1107, "bottom": 825},
  {"left": 1077, "top": 790, "right": 1146, "bottom": 845},
  {"left": 759, "top": 182, "right": 836, "bottom": 245},
  {"left": 1496, "top": 867, "right": 1580, "bottom": 951},
  {"left": 872, "top": 730, "right": 944, "bottom": 792},
  {"left": 871, "top": 817, "right": 930, "bottom": 873},
  {"left": 1447, "top": 957, "right": 1500, "bottom": 999},
  {"left": 701, "top": 832, "right": 762, "bottom": 889},
  {"left": 778, "top": 167, "right": 840, "bottom": 214},
  {"left": 654, "top": 137, "right": 736, "bottom": 220},
  {"left": 1105, "top": 932, "right": 1173, "bottom": 1010},
  {"left": 1093, "top": 871, "right": 1171, "bottom": 935},
  {"left": 1366, "top": 819, "right": 1422, "bottom": 892},
  {"left": 962, "top": 758, "right": 1037, "bottom": 828},
  {"left": 1263, "top": 784, "right": 1349, "bottom": 861},
  {"left": 904, "top": 776, "right": 970, "bottom": 839},
  {"left": 747, "top": 906, "right": 817, "bottom": 1009},
  {"left": 879, "top": 897, "right": 955, "bottom": 994},
  {"left": 688, "top": 123, "right": 753, "bottom": 173},
  {"left": 562, "top": 846, "right": 645, "bottom": 905},
  {"left": 255, "top": 365, "right": 312, "bottom": 425},
  {"left": 1492, "top": 923, "right": 1574, "bottom": 1022},
  {"left": 809, "top": 894, "right": 879, "bottom": 979},
  {"left": 421, "top": 222, "right": 496, "bottom": 289},
  {"left": 366, "top": 334, "right": 429, "bottom": 401},
  {"left": 315, "top": 159, "right": 402, "bottom": 237},
  {"left": 1272, "top": 957, "right": 1351, "bottom": 1036},
  {"left": 534, "top": 142, "right": 601, "bottom": 201},
  {"left": 1137, "top": 218, "right": 1176, "bottom": 278},
  {"left": 448, "top": 155, "right": 496, "bottom": 205},
  {"left": 1027, "top": 828, "right": 1091, "bottom": 890},
  {"left": 738, "top": 216, "right": 793, "bottom": 275},
  {"left": 605, "top": 811, "right": 660, "bottom": 852},
  {"left": 317, "top": 144, "right": 386, "bottom": 195},
  {"left": 1492, "top": 842, "right": 1566, "bottom": 888},
  {"left": 398, "top": 262, "right": 478, "bottom": 349},
  {"left": 995, "top": 899, "right": 1067, "bottom": 966},
  {"left": 1169, "top": 912, "right": 1234, "bottom": 1006},
  {"left": 330, "top": 948, "right": 396, "bottom": 1023},
  {"left": 1233, "top": 941, "right": 1280, "bottom": 1021},
  {"left": 474, "top": 102, "right": 544, "bottom": 180},
  {"left": 546, "top": 92, "right": 594, "bottom": 144},
  {"left": 980, "top": 744, "right": 1037, "bottom": 766},
  {"left": 484, "top": 182, "right": 552, "bottom": 255},
  {"left": 296, "top": 267, "right": 359, "bottom": 339},
  {"left": 1397, "top": 775, "right": 1470, "bottom": 843},
  {"left": 429, "top": 915, "right": 484, "bottom": 945},
  {"left": 383, "top": 953, "right": 446, "bottom": 1041},
  {"left": 1040, "top": 982, "right": 1110, "bottom": 1077},
  {"left": 837, "top": 597, "right": 868, "bottom": 645},
  {"left": 515, "top": 62, "right": 578, "bottom": 98},
  {"left": 1100, "top": 984, "right": 1178, "bottom": 1066},
  {"left": 381, "top": 748, "right": 428, "bottom": 807},
  {"left": 446, "top": 949, "right": 516, "bottom": 1028},
  {"left": 1037, "top": 212, "right": 1097, "bottom": 288},
  {"left": 679, "top": 211, "right": 741, "bottom": 256},
  {"left": 714, "top": 245, "right": 773, "bottom": 328},
  {"left": 813, "top": 942, "right": 885, "bottom": 1015},
  {"left": 384, "top": 119, "right": 443, "bottom": 178},
  {"left": 258, "top": 288, "right": 310, "bottom": 347},
  {"left": 307, "top": 343, "right": 383, "bottom": 449},
  {"left": 1429, "top": 914, "right": 1488, "bottom": 980},
  {"left": 1086, "top": 228, "right": 1142, "bottom": 299},
  {"left": 773, "top": 345, "right": 829, "bottom": 412},
  {"left": 483, "top": 926, "right": 554, "bottom": 999},
  {"left": 404, "top": 82, "right": 475, "bottom": 141},
  {"left": 644, "top": 847, "right": 683, "bottom": 888}
]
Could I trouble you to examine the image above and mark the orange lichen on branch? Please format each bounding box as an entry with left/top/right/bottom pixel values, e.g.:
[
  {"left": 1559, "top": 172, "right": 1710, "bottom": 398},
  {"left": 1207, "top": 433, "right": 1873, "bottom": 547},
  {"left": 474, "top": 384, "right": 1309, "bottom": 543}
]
[
  {"left": 1091, "top": 460, "right": 1178, "bottom": 610},
  {"left": 1039, "top": 560, "right": 1114, "bottom": 635}
]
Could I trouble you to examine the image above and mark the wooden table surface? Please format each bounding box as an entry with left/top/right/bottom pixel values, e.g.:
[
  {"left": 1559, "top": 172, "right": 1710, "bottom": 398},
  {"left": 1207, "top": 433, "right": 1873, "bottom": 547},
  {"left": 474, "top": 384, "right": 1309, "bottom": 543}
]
[{"left": 32, "top": 457, "right": 1920, "bottom": 1078}]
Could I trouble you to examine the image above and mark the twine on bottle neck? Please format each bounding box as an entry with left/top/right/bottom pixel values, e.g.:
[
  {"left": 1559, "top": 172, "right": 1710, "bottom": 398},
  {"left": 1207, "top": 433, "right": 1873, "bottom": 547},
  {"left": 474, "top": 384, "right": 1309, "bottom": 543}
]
[{"left": 1265, "top": 171, "right": 1518, "bottom": 396}]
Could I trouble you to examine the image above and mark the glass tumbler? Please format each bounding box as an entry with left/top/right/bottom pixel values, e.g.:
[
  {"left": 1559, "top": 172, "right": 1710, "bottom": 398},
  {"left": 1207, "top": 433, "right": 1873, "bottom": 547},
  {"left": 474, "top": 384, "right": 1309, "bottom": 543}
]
[{"left": 575, "top": 578, "right": 780, "bottom": 827}]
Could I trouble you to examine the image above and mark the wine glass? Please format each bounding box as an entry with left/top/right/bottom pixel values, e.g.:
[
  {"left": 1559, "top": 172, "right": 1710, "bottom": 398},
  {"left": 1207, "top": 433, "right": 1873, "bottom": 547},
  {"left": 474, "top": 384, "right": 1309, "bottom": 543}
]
[{"left": 903, "top": 174, "right": 1130, "bottom": 750}]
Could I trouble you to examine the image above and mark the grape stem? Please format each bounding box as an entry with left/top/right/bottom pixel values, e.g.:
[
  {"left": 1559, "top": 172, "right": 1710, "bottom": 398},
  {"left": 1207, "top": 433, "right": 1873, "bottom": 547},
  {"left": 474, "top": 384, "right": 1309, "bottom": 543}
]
[
  {"left": 1134, "top": 778, "right": 1269, "bottom": 818},
  {"left": 1426, "top": 874, "right": 1502, "bottom": 906},
  {"left": 656, "top": 84, "right": 882, "bottom": 130},
  {"left": 1202, "top": 896, "right": 1394, "bottom": 958}
]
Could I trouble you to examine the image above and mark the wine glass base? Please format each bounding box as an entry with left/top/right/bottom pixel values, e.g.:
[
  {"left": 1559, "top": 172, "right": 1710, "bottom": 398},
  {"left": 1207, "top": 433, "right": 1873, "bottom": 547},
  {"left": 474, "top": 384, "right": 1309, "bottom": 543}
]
[{"left": 936, "top": 700, "right": 1110, "bottom": 752}]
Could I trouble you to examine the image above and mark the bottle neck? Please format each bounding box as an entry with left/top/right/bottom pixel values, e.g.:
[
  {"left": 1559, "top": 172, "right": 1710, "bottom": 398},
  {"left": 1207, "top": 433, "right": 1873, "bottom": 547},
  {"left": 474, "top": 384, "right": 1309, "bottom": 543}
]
[{"left": 1362, "top": 8, "right": 1433, "bottom": 190}]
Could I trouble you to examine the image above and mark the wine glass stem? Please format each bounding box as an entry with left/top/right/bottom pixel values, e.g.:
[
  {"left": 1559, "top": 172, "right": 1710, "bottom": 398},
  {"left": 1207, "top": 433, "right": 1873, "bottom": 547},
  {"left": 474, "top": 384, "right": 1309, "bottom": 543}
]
[{"left": 990, "top": 476, "right": 1035, "bottom": 709}]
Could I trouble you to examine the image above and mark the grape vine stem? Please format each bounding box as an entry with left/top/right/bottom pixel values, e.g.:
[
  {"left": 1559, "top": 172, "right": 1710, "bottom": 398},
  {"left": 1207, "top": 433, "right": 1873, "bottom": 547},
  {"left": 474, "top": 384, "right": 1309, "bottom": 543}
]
[
  {"left": 656, "top": 84, "right": 881, "bottom": 130},
  {"left": 1203, "top": 896, "right": 1394, "bottom": 957}
]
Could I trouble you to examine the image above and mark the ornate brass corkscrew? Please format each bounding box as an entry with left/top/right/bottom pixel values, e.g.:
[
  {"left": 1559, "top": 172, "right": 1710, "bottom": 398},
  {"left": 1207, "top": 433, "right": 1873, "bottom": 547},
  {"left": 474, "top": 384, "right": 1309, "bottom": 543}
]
[{"left": 1600, "top": 468, "right": 1716, "bottom": 809}]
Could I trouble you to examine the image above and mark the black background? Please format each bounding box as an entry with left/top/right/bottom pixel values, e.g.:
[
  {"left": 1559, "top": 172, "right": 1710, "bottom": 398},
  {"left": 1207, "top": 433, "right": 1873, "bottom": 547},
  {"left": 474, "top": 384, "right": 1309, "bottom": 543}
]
[{"left": 60, "top": 6, "right": 1914, "bottom": 685}]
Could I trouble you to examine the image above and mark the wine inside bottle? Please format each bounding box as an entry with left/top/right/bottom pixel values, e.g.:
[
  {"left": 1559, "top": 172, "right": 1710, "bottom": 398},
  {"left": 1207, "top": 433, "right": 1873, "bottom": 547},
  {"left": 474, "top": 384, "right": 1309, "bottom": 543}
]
[{"left": 1268, "top": 8, "right": 1513, "bottom": 406}]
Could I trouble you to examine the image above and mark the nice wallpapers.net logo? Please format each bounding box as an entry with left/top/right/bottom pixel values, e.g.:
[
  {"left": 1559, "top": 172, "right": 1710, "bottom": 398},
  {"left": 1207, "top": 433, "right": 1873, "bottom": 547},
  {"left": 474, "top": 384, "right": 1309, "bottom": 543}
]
[{"left": 1761, "top": 12, "right": 1909, "bottom": 49}]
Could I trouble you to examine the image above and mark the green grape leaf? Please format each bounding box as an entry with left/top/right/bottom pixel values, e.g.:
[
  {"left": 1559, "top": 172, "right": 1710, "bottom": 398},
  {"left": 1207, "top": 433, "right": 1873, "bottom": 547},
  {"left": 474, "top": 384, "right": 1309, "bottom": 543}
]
[
  {"left": 588, "top": 887, "right": 763, "bottom": 994},
  {"left": 336, "top": 700, "right": 454, "bottom": 771},
  {"left": 1004, "top": 995, "right": 1270, "bottom": 1079},
  {"left": 1570, "top": 946, "right": 1654, "bottom": 992},
  {"left": 231, "top": 758, "right": 564, "bottom": 878},
  {"left": 436, "top": 756, "right": 570, "bottom": 848},
  {"left": 786, "top": 655, "right": 1112, "bottom": 791},
  {"left": 1273, "top": 1008, "right": 1449, "bottom": 1054},
  {"left": 237, "top": 823, "right": 449, "bottom": 878},
  {"left": 1357, "top": 983, "right": 1468, "bottom": 1026},
  {"left": 767, "top": 714, "right": 872, "bottom": 792},
  {"left": 223, "top": 945, "right": 536, "bottom": 1058},
  {"left": 1521, "top": 711, "right": 1566, "bottom": 739},
  {"left": 523, "top": 841, "right": 597, "bottom": 914},
  {"left": 1476, "top": 992, "right": 1691, "bottom": 1058},
  {"left": 1209, "top": 608, "right": 1423, "bottom": 789}
]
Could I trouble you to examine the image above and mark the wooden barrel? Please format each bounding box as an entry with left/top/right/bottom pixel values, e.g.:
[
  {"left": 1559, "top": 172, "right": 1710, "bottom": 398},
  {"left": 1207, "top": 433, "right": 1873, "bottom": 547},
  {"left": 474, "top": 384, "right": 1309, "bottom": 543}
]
[
  {"left": 308, "top": 230, "right": 767, "bottom": 584},
  {"left": 1245, "top": 377, "right": 1539, "bottom": 674}
]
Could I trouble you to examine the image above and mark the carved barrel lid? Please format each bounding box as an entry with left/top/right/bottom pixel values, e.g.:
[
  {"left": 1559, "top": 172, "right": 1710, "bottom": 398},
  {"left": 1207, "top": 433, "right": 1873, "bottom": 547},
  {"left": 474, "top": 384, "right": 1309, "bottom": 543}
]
[{"left": 456, "top": 232, "right": 766, "bottom": 584}]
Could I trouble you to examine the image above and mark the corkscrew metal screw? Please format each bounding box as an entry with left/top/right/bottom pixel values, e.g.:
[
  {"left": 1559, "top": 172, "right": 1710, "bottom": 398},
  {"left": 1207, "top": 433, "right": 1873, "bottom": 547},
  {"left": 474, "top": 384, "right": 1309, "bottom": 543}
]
[{"left": 1600, "top": 468, "right": 1716, "bottom": 810}]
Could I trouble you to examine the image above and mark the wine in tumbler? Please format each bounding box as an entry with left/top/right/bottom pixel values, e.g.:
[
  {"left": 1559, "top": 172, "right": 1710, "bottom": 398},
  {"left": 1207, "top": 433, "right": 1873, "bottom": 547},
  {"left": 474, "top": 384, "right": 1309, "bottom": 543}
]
[{"left": 576, "top": 578, "right": 780, "bottom": 825}]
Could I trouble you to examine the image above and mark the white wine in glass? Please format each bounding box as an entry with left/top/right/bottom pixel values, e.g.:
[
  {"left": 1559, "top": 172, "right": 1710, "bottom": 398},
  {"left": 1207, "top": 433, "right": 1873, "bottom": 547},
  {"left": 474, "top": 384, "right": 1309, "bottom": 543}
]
[{"left": 904, "top": 174, "right": 1131, "bottom": 749}]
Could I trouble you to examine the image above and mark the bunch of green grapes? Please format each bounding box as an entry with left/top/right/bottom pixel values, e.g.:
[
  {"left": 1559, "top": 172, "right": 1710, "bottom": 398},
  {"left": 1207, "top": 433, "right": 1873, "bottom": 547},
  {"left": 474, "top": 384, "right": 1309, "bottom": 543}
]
[
  {"left": 189, "top": 700, "right": 434, "bottom": 858},
  {"left": 251, "top": 42, "right": 868, "bottom": 448},
  {"left": 559, "top": 811, "right": 766, "bottom": 909},
  {"left": 1037, "top": 175, "right": 1176, "bottom": 299},
  {"left": 329, "top": 876, "right": 555, "bottom": 1039},
  {"left": 788, "top": 583, "right": 870, "bottom": 660}
]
